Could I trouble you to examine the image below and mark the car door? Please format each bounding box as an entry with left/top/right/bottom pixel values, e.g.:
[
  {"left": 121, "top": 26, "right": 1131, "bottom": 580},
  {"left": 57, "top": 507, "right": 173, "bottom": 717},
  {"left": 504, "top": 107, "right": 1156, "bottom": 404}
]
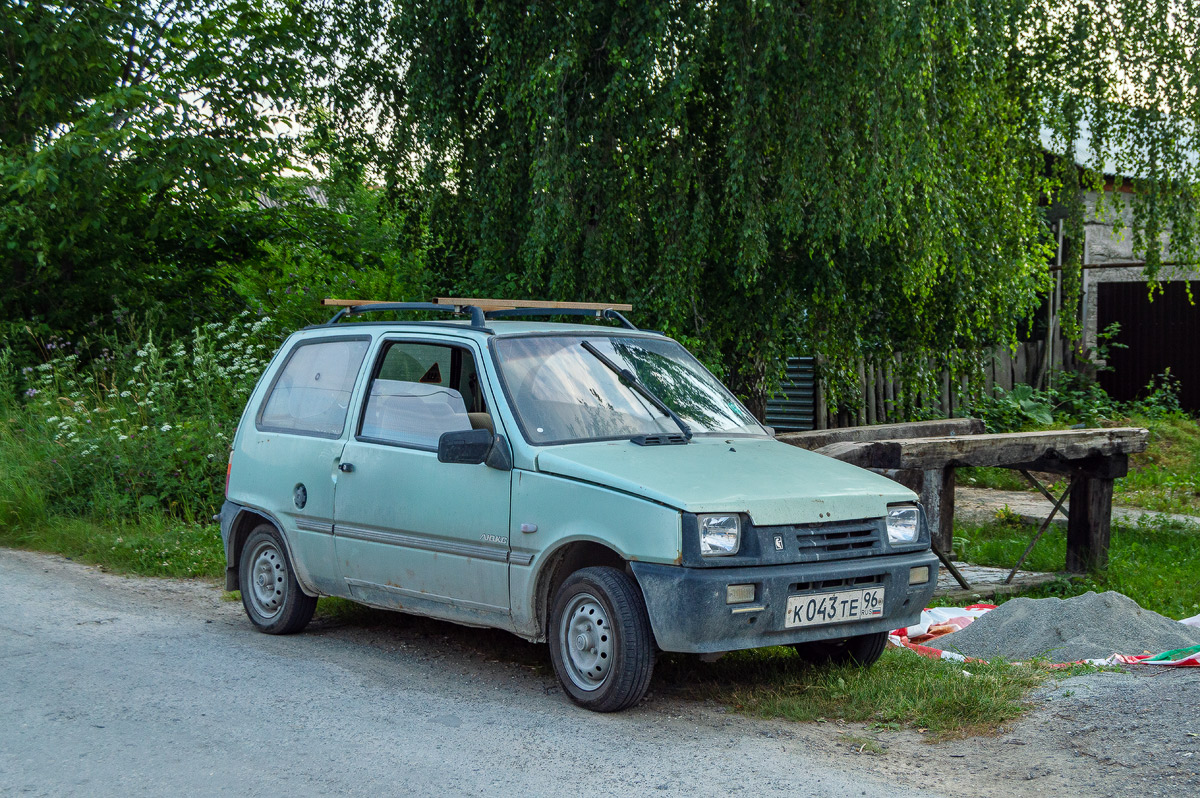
[
  {"left": 332, "top": 334, "right": 513, "bottom": 624},
  {"left": 241, "top": 334, "right": 372, "bottom": 596}
]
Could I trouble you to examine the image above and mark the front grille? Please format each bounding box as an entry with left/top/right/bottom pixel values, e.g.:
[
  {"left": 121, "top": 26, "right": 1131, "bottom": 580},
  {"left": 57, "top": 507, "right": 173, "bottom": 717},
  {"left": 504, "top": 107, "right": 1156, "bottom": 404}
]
[
  {"left": 762, "top": 518, "right": 885, "bottom": 563},
  {"left": 790, "top": 575, "right": 884, "bottom": 592}
]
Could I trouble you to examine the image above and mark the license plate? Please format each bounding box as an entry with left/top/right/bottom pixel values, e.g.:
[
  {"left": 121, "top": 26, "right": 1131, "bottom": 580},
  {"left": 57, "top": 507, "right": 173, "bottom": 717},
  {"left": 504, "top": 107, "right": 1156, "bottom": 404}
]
[{"left": 784, "top": 587, "right": 885, "bottom": 629}]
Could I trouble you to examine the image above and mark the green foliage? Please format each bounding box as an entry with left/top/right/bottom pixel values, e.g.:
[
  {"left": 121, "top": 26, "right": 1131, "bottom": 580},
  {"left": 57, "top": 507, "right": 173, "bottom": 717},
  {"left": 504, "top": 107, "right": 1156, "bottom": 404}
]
[
  {"left": 1131, "top": 371, "right": 1186, "bottom": 420},
  {"left": 304, "top": 0, "right": 1200, "bottom": 414},
  {"left": 974, "top": 384, "right": 1055, "bottom": 430},
  {"left": 220, "top": 180, "right": 430, "bottom": 330},
  {"left": 969, "top": 367, "right": 1189, "bottom": 434},
  {"left": 2, "top": 314, "right": 276, "bottom": 521},
  {"left": 0, "top": 0, "right": 312, "bottom": 336}
]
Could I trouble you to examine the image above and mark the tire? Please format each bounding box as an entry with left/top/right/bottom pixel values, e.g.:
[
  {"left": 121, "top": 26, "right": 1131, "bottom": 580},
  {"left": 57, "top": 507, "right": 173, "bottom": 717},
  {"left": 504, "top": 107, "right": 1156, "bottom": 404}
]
[
  {"left": 238, "top": 524, "right": 317, "bottom": 635},
  {"left": 791, "top": 630, "right": 888, "bottom": 668},
  {"left": 548, "top": 567, "right": 655, "bottom": 712}
]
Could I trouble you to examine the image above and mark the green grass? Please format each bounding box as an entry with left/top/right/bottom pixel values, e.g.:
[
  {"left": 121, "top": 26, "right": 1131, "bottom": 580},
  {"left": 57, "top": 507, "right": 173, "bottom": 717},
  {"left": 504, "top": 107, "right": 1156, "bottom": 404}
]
[
  {"left": 953, "top": 516, "right": 1200, "bottom": 620},
  {"left": 958, "top": 466, "right": 1032, "bottom": 492},
  {"left": 0, "top": 512, "right": 225, "bottom": 579},
  {"left": 656, "top": 645, "right": 1060, "bottom": 738},
  {"left": 1117, "top": 414, "right": 1200, "bottom": 514}
]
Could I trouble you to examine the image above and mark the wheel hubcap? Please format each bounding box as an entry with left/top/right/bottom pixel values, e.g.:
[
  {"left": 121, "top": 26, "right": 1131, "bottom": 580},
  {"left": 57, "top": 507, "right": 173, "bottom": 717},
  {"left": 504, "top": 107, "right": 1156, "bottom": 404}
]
[
  {"left": 247, "top": 540, "right": 286, "bottom": 619},
  {"left": 559, "top": 592, "right": 613, "bottom": 692}
]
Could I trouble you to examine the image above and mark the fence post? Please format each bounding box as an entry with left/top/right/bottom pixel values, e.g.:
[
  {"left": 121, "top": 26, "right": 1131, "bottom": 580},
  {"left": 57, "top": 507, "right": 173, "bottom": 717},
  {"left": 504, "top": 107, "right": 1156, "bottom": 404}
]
[
  {"left": 865, "top": 360, "right": 877, "bottom": 425},
  {"left": 815, "top": 358, "right": 827, "bottom": 430},
  {"left": 884, "top": 359, "right": 895, "bottom": 424},
  {"left": 856, "top": 359, "right": 867, "bottom": 426}
]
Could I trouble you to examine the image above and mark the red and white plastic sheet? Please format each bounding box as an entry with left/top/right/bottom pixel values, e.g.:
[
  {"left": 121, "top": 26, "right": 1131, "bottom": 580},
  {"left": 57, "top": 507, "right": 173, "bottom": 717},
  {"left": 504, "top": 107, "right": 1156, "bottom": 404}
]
[{"left": 887, "top": 605, "right": 1200, "bottom": 667}]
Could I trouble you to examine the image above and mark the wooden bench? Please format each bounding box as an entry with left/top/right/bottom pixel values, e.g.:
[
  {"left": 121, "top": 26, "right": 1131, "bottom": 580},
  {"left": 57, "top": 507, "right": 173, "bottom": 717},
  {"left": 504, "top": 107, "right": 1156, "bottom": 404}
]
[{"left": 778, "top": 420, "right": 1149, "bottom": 574}]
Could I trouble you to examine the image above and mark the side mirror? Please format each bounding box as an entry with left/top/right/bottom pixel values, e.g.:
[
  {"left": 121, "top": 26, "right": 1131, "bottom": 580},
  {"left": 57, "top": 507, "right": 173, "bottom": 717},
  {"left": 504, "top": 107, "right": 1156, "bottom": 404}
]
[
  {"left": 437, "top": 429, "right": 513, "bottom": 472},
  {"left": 438, "top": 428, "right": 493, "bottom": 465}
]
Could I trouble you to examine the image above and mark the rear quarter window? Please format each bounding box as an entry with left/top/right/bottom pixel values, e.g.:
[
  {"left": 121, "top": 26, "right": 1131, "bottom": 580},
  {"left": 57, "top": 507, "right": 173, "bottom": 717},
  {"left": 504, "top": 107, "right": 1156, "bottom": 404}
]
[{"left": 256, "top": 337, "right": 370, "bottom": 437}]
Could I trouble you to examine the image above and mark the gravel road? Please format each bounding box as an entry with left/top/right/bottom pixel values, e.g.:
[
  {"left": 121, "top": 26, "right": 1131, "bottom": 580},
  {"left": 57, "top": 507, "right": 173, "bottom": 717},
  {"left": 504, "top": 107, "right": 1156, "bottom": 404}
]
[{"left": 2, "top": 548, "right": 1197, "bottom": 797}]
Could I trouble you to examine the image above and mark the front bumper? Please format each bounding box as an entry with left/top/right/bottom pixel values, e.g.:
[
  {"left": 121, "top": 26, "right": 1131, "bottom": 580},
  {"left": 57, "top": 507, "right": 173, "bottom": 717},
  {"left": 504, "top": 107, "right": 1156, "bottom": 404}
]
[{"left": 630, "top": 550, "right": 938, "bottom": 654}]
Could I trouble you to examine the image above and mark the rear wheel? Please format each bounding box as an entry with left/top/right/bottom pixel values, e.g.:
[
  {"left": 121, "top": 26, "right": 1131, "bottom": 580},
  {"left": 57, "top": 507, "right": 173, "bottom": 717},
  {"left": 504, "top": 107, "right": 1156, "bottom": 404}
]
[
  {"left": 238, "top": 524, "right": 317, "bottom": 635},
  {"left": 792, "top": 630, "right": 888, "bottom": 668},
  {"left": 548, "top": 567, "right": 655, "bottom": 712}
]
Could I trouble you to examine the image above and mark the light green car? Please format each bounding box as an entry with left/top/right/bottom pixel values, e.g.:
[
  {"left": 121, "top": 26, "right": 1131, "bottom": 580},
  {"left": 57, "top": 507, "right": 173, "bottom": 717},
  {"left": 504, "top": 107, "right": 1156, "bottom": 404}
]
[{"left": 221, "top": 303, "right": 938, "bottom": 711}]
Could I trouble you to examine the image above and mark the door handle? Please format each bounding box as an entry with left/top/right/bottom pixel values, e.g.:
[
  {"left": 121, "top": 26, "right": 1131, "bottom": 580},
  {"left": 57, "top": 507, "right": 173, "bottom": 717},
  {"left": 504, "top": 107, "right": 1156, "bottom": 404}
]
[{"left": 338, "top": 462, "right": 355, "bottom": 473}]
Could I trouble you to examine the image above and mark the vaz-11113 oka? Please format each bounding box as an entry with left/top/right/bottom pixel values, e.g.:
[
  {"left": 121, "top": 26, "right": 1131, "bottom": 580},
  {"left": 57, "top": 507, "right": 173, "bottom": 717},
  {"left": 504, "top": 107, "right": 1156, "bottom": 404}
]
[{"left": 220, "top": 300, "right": 938, "bottom": 712}]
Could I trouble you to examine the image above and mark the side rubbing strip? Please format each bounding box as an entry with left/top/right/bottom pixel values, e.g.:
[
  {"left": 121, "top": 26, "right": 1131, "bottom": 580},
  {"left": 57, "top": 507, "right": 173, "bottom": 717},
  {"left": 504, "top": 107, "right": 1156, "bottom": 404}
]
[
  {"left": 295, "top": 519, "right": 334, "bottom": 534},
  {"left": 334, "top": 524, "right": 509, "bottom": 562}
]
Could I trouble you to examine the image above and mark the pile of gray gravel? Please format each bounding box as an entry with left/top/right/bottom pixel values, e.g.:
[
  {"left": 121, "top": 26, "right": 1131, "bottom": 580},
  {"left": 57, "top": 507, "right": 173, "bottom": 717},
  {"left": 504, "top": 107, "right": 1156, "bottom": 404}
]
[{"left": 928, "top": 591, "right": 1200, "bottom": 662}]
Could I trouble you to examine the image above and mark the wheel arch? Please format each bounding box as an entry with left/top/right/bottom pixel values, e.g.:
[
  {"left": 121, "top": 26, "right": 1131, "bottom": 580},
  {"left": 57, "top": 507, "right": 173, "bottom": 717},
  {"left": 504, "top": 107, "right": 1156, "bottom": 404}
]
[
  {"left": 225, "top": 508, "right": 316, "bottom": 597},
  {"left": 532, "top": 539, "right": 638, "bottom": 643}
]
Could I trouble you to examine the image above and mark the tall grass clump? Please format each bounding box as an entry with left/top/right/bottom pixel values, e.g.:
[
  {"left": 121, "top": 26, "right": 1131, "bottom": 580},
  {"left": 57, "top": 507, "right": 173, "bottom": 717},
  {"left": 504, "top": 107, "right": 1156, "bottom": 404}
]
[{"left": 0, "top": 313, "right": 278, "bottom": 574}]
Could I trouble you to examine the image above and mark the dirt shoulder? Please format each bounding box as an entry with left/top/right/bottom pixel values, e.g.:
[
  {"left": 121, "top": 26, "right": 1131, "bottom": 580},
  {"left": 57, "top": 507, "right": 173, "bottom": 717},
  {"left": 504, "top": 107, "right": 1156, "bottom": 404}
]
[{"left": 3, "top": 548, "right": 1196, "bottom": 797}]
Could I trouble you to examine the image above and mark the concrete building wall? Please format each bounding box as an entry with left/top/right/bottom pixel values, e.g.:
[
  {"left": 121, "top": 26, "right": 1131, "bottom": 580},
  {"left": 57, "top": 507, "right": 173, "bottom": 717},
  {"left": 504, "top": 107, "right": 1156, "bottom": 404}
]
[{"left": 1079, "top": 189, "right": 1199, "bottom": 357}]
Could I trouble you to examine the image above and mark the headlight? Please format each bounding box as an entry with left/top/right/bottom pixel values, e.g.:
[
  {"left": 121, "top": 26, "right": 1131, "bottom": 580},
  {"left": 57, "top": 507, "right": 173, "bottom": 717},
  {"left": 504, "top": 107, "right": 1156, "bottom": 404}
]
[
  {"left": 698, "top": 514, "right": 740, "bottom": 556},
  {"left": 887, "top": 504, "right": 920, "bottom": 544}
]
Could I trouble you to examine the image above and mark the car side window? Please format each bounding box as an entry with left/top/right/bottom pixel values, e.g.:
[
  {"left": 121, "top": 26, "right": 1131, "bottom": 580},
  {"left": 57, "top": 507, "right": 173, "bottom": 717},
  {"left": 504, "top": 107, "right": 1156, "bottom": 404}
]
[
  {"left": 257, "top": 338, "right": 370, "bottom": 437},
  {"left": 358, "top": 341, "right": 490, "bottom": 448}
]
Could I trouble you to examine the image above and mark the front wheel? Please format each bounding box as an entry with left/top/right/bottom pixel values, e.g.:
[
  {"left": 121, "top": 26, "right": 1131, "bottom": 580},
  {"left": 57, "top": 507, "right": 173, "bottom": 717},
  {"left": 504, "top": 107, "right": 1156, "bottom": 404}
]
[
  {"left": 548, "top": 567, "right": 655, "bottom": 712},
  {"left": 238, "top": 524, "right": 317, "bottom": 635},
  {"left": 792, "top": 629, "right": 888, "bottom": 668}
]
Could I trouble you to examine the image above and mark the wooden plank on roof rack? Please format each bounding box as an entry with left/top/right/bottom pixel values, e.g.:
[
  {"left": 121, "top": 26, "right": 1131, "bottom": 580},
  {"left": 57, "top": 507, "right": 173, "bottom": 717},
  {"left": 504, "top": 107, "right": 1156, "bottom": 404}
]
[
  {"left": 320, "top": 298, "right": 391, "bottom": 307},
  {"left": 434, "top": 297, "right": 632, "bottom": 312}
]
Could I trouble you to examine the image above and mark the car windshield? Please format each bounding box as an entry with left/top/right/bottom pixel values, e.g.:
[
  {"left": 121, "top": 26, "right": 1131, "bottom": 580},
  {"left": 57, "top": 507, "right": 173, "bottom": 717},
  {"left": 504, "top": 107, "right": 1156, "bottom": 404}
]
[{"left": 493, "top": 335, "right": 766, "bottom": 444}]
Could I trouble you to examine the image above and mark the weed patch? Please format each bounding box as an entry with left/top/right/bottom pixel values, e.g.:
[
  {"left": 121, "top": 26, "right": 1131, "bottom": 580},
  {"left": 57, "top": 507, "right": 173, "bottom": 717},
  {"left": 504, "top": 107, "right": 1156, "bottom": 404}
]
[
  {"left": 0, "top": 514, "right": 225, "bottom": 579},
  {"left": 657, "top": 647, "right": 1050, "bottom": 738}
]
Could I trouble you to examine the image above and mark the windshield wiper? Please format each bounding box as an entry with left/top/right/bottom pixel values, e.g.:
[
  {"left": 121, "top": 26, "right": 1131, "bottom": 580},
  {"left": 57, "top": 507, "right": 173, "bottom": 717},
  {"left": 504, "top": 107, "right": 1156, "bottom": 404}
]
[{"left": 580, "top": 341, "right": 692, "bottom": 442}]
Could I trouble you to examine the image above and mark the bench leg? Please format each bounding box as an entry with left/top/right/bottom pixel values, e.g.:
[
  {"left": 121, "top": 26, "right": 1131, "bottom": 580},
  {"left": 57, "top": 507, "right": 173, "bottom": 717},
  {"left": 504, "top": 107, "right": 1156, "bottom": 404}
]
[
  {"left": 1066, "top": 477, "right": 1113, "bottom": 573},
  {"left": 920, "top": 467, "right": 955, "bottom": 554}
]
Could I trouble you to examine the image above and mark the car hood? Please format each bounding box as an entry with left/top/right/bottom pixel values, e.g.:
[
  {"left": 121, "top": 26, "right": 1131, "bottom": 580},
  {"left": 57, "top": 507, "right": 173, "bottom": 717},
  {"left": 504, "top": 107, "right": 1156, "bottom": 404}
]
[{"left": 533, "top": 436, "right": 915, "bottom": 526}]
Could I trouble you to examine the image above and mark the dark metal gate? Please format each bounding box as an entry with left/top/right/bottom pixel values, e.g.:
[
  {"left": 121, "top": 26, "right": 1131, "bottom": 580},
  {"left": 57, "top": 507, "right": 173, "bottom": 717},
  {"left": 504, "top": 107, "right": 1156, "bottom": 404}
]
[
  {"left": 1096, "top": 280, "right": 1200, "bottom": 413},
  {"left": 765, "top": 356, "right": 817, "bottom": 431}
]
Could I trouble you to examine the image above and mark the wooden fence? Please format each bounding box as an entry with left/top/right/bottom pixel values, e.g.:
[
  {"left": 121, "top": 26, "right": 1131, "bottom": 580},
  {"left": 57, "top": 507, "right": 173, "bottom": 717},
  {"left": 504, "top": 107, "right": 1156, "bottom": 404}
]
[{"left": 766, "top": 341, "right": 1076, "bottom": 432}]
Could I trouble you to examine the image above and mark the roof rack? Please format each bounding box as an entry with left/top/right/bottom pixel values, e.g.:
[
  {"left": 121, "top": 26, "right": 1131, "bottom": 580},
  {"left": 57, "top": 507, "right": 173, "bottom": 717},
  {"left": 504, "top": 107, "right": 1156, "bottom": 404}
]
[
  {"left": 319, "top": 297, "right": 637, "bottom": 331},
  {"left": 433, "top": 297, "right": 632, "bottom": 312},
  {"left": 433, "top": 297, "right": 638, "bottom": 330},
  {"left": 320, "top": 300, "right": 487, "bottom": 328},
  {"left": 482, "top": 306, "right": 638, "bottom": 329}
]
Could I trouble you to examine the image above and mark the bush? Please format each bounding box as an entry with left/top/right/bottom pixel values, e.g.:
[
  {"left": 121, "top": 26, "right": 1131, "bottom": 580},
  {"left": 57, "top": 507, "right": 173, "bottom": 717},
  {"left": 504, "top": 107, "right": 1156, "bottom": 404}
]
[
  {"left": 968, "top": 369, "right": 1189, "bottom": 433},
  {"left": 1, "top": 312, "right": 277, "bottom": 523}
]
